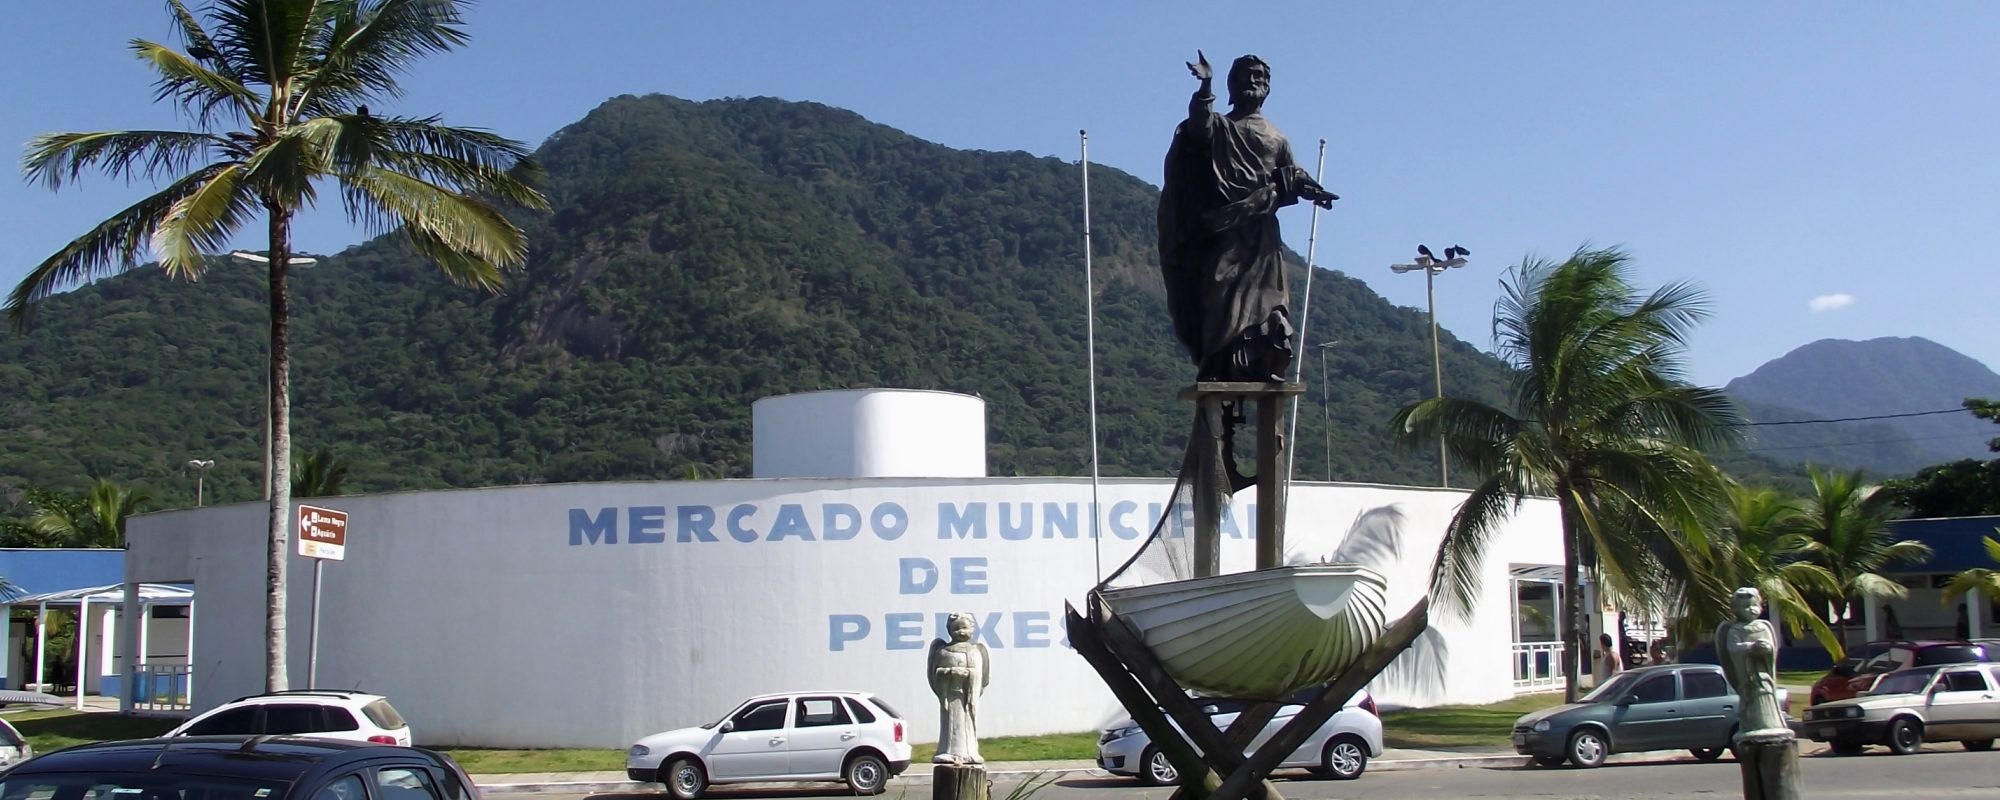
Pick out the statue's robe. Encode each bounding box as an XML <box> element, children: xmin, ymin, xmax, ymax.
<box><xmin>1158</xmin><ymin>87</ymin><xmax>1303</xmax><ymax>382</ymax></box>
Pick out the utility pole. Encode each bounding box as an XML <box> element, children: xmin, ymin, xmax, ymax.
<box><xmin>1391</xmin><ymin>245</ymin><xmax>1473</xmax><ymax>487</ymax></box>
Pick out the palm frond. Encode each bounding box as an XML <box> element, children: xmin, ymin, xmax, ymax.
<box><xmin>1940</xmin><ymin>569</ymin><xmax>2000</xmax><ymax>607</ymax></box>
<box><xmin>345</xmin><ymin>165</ymin><xmax>528</xmax><ymax>274</ymax></box>
<box><xmin>307</xmin><ymin>114</ymin><xmax>547</xmax><ymax>210</ymax></box>
<box><xmin>23</xmin><ymin>130</ymin><xmax>226</xmax><ymax>190</ymax></box>
<box><xmin>1428</xmin><ymin>475</ymin><xmax>1522</xmax><ymax>622</ymax></box>
<box><xmin>150</xmin><ymin>162</ymin><xmax>257</xmax><ymax>278</ymax></box>
<box><xmin>8</xmin><ymin>162</ymin><xmax>235</xmax><ymax>330</ymax></box>
<box><xmin>129</xmin><ymin>38</ymin><xmax>259</xmax><ymax>125</ymax></box>
<box><xmin>1849</xmin><ymin>572</ymin><xmax>1908</xmax><ymax>601</ymax></box>
<box><xmin>210</xmin><ymin>0</ymin><xmax>325</xmax><ymax>91</ymax></box>
<box><xmin>297</xmin><ymin>0</ymin><xmax>472</xmax><ymax>114</ymax></box>
<box><xmin>1389</xmin><ymin>396</ymin><xmax>1527</xmax><ymax>481</ymax></box>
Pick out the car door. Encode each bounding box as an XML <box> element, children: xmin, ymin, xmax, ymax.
<box><xmin>786</xmin><ymin>696</ymin><xmax>858</xmax><ymax>778</ymax></box>
<box><xmin>1922</xmin><ymin>668</ymin><xmax>1996</xmax><ymax>740</ymax></box>
<box><xmin>1677</xmin><ymin>669</ymin><xmax>1738</xmax><ymax>746</ymax></box>
<box><xmin>709</xmin><ymin>697</ymin><xmax>792</xmax><ymax>780</ymax></box>
<box><xmin>1609</xmin><ymin>672</ymin><xmax>1682</xmax><ymax>751</ymax></box>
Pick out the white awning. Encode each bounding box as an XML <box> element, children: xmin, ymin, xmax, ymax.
<box><xmin>5</xmin><ymin>583</ymin><xmax>193</xmax><ymax>607</ymax></box>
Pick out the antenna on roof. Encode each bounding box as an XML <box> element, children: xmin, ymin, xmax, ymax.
<box><xmin>150</xmin><ymin>738</ymin><xmax>180</xmax><ymax>770</ymax></box>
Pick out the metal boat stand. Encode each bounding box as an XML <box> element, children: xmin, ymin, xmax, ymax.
<box><xmin>1064</xmin><ymin>596</ymin><xmax>1432</xmax><ymax>800</ymax></box>
<box><xmin>1064</xmin><ymin>382</ymin><xmax>1433</xmax><ymax>800</ymax></box>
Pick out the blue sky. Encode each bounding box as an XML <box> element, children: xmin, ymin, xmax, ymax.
<box><xmin>3</xmin><ymin>1</ymin><xmax>1995</xmax><ymax>387</ymax></box>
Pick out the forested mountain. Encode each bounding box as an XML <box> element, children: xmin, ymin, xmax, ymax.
<box><xmin>1726</xmin><ymin>337</ymin><xmax>2000</xmax><ymax>476</ymax></box>
<box><xmin>4</xmin><ymin>93</ymin><xmax>1746</xmax><ymax>507</ymax></box>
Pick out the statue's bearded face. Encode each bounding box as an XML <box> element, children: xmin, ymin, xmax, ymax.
<box><xmin>1228</xmin><ymin>58</ymin><xmax>1270</xmax><ymax>107</ymax></box>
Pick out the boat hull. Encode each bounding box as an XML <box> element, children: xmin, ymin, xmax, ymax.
<box><xmin>1096</xmin><ymin>565</ymin><xmax>1390</xmax><ymax>699</ymax></box>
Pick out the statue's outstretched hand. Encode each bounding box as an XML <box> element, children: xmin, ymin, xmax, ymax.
<box><xmin>1187</xmin><ymin>50</ymin><xmax>1211</xmax><ymax>81</ymax></box>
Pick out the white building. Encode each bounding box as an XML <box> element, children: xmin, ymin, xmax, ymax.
<box><xmin>120</xmin><ymin>389</ymin><xmax>1570</xmax><ymax>748</ymax></box>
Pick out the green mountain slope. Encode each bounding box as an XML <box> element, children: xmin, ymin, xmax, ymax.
<box><xmin>1725</xmin><ymin>337</ymin><xmax>2000</xmax><ymax>475</ymax></box>
<box><xmin>0</xmin><ymin>94</ymin><xmax>1568</xmax><ymax>506</ymax></box>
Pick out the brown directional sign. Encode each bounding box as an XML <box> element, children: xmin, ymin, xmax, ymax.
<box><xmin>297</xmin><ymin>504</ymin><xmax>349</xmax><ymax>561</ymax></box>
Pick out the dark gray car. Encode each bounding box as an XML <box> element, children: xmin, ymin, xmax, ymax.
<box><xmin>1511</xmin><ymin>663</ymin><xmax>1789</xmax><ymax>768</ymax></box>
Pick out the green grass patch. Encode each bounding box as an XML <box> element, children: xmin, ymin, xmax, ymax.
<box><xmin>911</xmin><ymin>732</ymin><xmax>1099</xmax><ymax>764</ymax></box>
<box><xmin>5</xmin><ymin>710</ymin><xmax>176</xmax><ymax>753</ymax></box>
<box><xmin>431</xmin><ymin>748</ymin><xmax>627</xmax><ymax>774</ymax></box>
<box><xmin>1378</xmin><ymin>692</ymin><xmax>1566</xmax><ymax>750</ymax></box>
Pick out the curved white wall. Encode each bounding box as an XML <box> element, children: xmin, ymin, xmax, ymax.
<box><xmin>752</xmin><ymin>390</ymin><xmax>986</xmax><ymax>478</ymax></box>
<box><xmin>122</xmin><ymin>478</ymin><xmax>1561</xmax><ymax>748</ymax></box>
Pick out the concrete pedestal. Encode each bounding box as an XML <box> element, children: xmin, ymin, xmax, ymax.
<box><xmin>1735</xmin><ymin>731</ymin><xmax>1802</xmax><ymax>800</ymax></box>
<box><xmin>933</xmin><ymin>764</ymin><xmax>988</xmax><ymax>800</ymax></box>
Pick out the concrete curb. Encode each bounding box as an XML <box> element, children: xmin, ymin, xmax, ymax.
<box><xmin>472</xmin><ymin>755</ymin><xmax>1563</xmax><ymax>795</ymax></box>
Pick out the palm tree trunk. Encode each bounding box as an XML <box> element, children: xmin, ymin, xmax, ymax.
<box><xmin>264</xmin><ymin>204</ymin><xmax>294</xmax><ymax>693</ymax></box>
<box><xmin>1560</xmin><ymin>497</ymin><xmax>1584</xmax><ymax>704</ymax></box>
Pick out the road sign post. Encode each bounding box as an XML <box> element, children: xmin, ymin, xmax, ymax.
<box><xmin>297</xmin><ymin>504</ymin><xmax>349</xmax><ymax>690</ymax></box>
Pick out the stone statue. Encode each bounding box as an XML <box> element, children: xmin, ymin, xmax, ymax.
<box><xmin>1158</xmin><ymin>51</ymin><xmax>1338</xmax><ymax>385</ymax></box>
<box><xmin>928</xmin><ymin>613</ymin><xmax>991</xmax><ymax>764</ymax></box>
<box><xmin>1716</xmin><ymin>587</ymin><xmax>1790</xmax><ymax>739</ymax></box>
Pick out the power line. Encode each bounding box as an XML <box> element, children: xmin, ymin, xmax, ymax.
<box><xmin>1741</xmin><ymin>432</ymin><xmax>1992</xmax><ymax>454</ymax></box>
<box><xmin>1738</xmin><ymin>407</ymin><xmax>1979</xmax><ymax>427</ymax></box>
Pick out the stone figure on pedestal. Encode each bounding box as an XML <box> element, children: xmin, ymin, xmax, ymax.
<box><xmin>928</xmin><ymin>613</ymin><xmax>991</xmax><ymax>765</ymax></box>
<box><xmin>1716</xmin><ymin>587</ymin><xmax>1803</xmax><ymax>800</ymax></box>
<box><xmin>1716</xmin><ymin>587</ymin><xmax>1789</xmax><ymax>739</ymax></box>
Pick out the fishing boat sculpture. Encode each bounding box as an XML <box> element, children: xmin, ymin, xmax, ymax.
<box><xmin>1094</xmin><ymin>564</ymin><xmax>1389</xmax><ymax>699</ymax></box>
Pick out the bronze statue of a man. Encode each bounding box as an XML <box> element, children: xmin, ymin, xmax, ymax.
<box><xmin>1159</xmin><ymin>51</ymin><xmax>1337</xmax><ymax>384</ymax></box>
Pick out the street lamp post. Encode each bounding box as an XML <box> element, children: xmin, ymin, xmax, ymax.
<box><xmin>186</xmin><ymin>459</ymin><xmax>215</xmax><ymax>507</ymax></box>
<box><xmin>1318</xmin><ymin>340</ymin><xmax>1341</xmax><ymax>482</ymax></box>
<box><xmin>230</xmin><ymin>251</ymin><xmax>318</xmax><ymax>501</ymax></box>
<box><xmin>1391</xmin><ymin>245</ymin><xmax>1472</xmax><ymax>487</ymax></box>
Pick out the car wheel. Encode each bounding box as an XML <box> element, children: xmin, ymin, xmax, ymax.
<box><xmin>1567</xmin><ymin>729</ymin><xmax>1608</xmax><ymax>769</ymax></box>
<box><xmin>1532</xmin><ymin>754</ymin><xmax>1565</xmax><ymax>768</ymax></box>
<box><xmin>1829</xmin><ymin>739</ymin><xmax>1864</xmax><ymax>756</ymax></box>
<box><xmin>1962</xmin><ymin>739</ymin><xmax>1994</xmax><ymax>752</ymax></box>
<box><xmin>1139</xmin><ymin>747</ymin><xmax>1180</xmax><ymax>786</ymax></box>
<box><xmin>1690</xmin><ymin>747</ymin><xmax>1725</xmax><ymax>762</ymax></box>
<box><xmin>1885</xmin><ymin>718</ymin><xmax>1923</xmax><ymax>755</ymax></box>
<box><xmin>1321</xmin><ymin>735</ymin><xmax>1368</xmax><ymax>780</ymax></box>
<box><xmin>844</xmin><ymin>752</ymin><xmax>889</xmax><ymax>795</ymax></box>
<box><xmin>664</xmin><ymin>758</ymin><xmax>707</xmax><ymax>800</ymax></box>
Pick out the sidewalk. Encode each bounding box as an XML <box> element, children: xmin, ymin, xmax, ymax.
<box><xmin>471</xmin><ymin>747</ymin><xmax>1564</xmax><ymax>795</ymax></box>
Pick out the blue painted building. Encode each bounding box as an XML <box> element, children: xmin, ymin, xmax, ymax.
<box><xmin>2</xmin><ymin>548</ymin><xmax>125</xmax><ymax>690</ymax></box>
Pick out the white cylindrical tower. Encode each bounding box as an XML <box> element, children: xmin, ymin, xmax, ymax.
<box><xmin>752</xmin><ymin>389</ymin><xmax>987</xmax><ymax>478</ymax></box>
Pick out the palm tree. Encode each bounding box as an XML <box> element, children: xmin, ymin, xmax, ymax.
<box><xmin>1670</xmin><ymin>483</ymin><xmax>1843</xmax><ymax>657</ymax></box>
<box><xmin>27</xmin><ymin>480</ymin><xmax>155</xmax><ymax>548</ymax></box>
<box><xmin>1939</xmin><ymin>532</ymin><xmax>2000</xmax><ymax>617</ymax></box>
<box><xmin>1391</xmin><ymin>246</ymin><xmax>1743</xmax><ymax>701</ymax></box>
<box><xmin>1796</xmin><ymin>466</ymin><xmax>1932</xmax><ymax>646</ymax></box>
<box><xmin>7</xmin><ymin>0</ymin><xmax>548</xmax><ymax>691</ymax></box>
<box><xmin>292</xmin><ymin>447</ymin><xmax>351</xmax><ymax>498</ymax></box>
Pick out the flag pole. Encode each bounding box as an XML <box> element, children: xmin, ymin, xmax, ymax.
<box><xmin>1081</xmin><ymin>130</ymin><xmax>1105</xmax><ymax>583</ymax></box>
<box><xmin>1285</xmin><ymin>139</ymin><xmax>1330</xmax><ymax>490</ymax></box>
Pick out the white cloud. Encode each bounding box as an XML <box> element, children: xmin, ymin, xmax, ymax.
<box><xmin>1809</xmin><ymin>293</ymin><xmax>1855</xmax><ymax>313</ymax></box>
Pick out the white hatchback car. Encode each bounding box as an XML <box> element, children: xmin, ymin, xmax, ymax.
<box><xmin>0</xmin><ymin>716</ymin><xmax>31</xmax><ymax>768</ymax></box>
<box><xmin>163</xmin><ymin>690</ymin><xmax>412</xmax><ymax>745</ymax></box>
<box><xmin>1097</xmin><ymin>689</ymin><xmax>1384</xmax><ymax>785</ymax></box>
<box><xmin>628</xmin><ymin>691</ymin><xmax>912</xmax><ymax>799</ymax></box>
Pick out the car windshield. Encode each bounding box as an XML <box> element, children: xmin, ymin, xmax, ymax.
<box><xmin>0</xmin><ymin>722</ymin><xmax>22</xmax><ymax>747</ymax></box>
<box><xmin>1869</xmin><ymin>668</ymin><xmax>1939</xmax><ymax>696</ymax></box>
<box><xmin>1579</xmin><ymin>672</ymin><xmax>1641</xmax><ymax>703</ymax></box>
<box><xmin>1</xmin><ymin>772</ymin><xmax>290</xmax><ymax>800</ymax></box>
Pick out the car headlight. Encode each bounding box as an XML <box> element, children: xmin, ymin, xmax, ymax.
<box><xmin>628</xmin><ymin>744</ymin><xmax>651</xmax><ymax>758</ymax></box>
<box><xmin>1532</xmin><ymin>720</ymin><xmax>1551</xmax><ymax>732</ymax></box>
<box><xmin>1845</xmin><ymin>706</ymin><xmax>1866</xmax><ymax>719</ymax></box>
<box><xmin>1104</xmin><ymin>725</ymin><xmax>1141</xmax><ymax>742</ymax></box>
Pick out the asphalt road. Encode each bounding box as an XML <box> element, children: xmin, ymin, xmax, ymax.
<box><xmin>499</xmin><ymin>748</ymin><xmax>2000</xmax><ymax>800</ymax></box>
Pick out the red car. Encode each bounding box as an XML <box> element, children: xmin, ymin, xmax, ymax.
<box><xmin>1809</xmin><ymin>640</ymin><xmax>1993</xmax><ymax>705</ymax></box>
